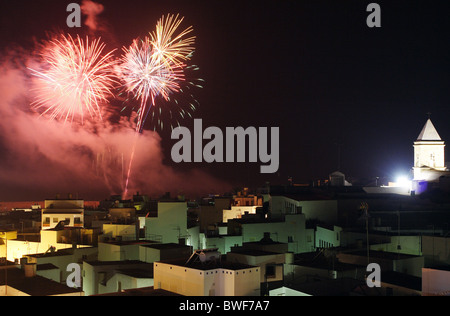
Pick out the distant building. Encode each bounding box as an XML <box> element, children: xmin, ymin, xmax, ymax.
<box><xmin>337</xmin><ymin>250</ymin><xmax>424</xmax><ymax>278</ymax></box>
<box><xmin>145</xmin><ymin>201</ymin><xmax>189</xmax><ymax>244</ymax></box>
<box><xmin>41</xmin><ymin>198</ymin><xmax>84</xmax><ymax>230</ymax></box>
<box><xmin>98</xmin><ymin>240</ymin><xmax>156</xmax><ymax>261</ymax></box>
<box><xmin>413</xmin><ymin>118</ymin><xmax>449</xmax><ymax>182</ymax></box>
<box><xmin>329</xmin><ymin>171</ymin><xmax>352</xmax><ymax>187</ymax></box>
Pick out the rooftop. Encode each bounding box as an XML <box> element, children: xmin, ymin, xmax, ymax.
<box><xmin>84</xmin><ymin>260</ymin><xmax>144</xmax><ymax>267</ymax></box>
<box><xmin>294</xmin><ymin>251</ymin><xmax>362</xmax><ymax>271</ymax></box>
<box><xmin>94</xmin><ymin>287</ymin><xmax>181</xmax><ymax>296</ymax></box>
<box><xmin>100</xmin><ymin>240</ymin><xmax>158</xmax><ymax>246</ymax></box>
<box><xmin>381</xmin><ymin>271</ymin><xmax>422</xmax><ymax>291</ymax></box>
<box><xmin>229</xmin><ymin>249</ymin><xmax>283</xmax><ymax>257</ymax></box>
<box><xmin>417</xmin><ymin>119</ymin><xmax>442</xmax><ymax>141</ymax></box>
<box><xmin>140</xmin><ymin>243</ymin><xmax>192</xmax><ymax>250</ymax></box>
<box><xmin>343</xmin><ymin>250</ymin><xmax>421</xmax><ymax>260</ymax></box>
<box><xmin>0</xmin><ymin>267</ymin><xmax>80</xmax><ymax>296</ymax></box>
<box><xmin>157</xmin><ymin>257</ymin><xmax>257</xmax><ymax>271</ymax></box>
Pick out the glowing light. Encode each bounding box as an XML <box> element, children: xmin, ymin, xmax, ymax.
<box><xmin>395</xmin><ymin>176</ymin><xmax>411</xmax><ymax>188</ymax></box>
<box><xmin>28</xmin><ymin>34</ymin><xmax>117</xmax><ymax>124</ymax></box>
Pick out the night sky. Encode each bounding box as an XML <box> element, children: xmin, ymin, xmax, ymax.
<box><xmin>1</xmin><ymin>0</ymin><xmax>450</xmax><ymax>200</ymax></box>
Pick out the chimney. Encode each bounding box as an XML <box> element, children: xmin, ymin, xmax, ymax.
<box><xmin>23</xmin><ymin>263</ymin><xmax>37</xmax><ymax>278</ymax></box>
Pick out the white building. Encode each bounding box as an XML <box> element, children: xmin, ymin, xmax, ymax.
<box><xmin>270</xmin><ymin>195</ymin><xmax>339</xmax><ymax>225</ymax></box>
<box><xmin>223</xmin><ymin>205</ymin><xmax>259</xmax><ymax>223</ymax></box>
<box><xmin>139</xmin><ymin>243</ymin><xmax>193</xmax><ymax>263</ymax></box>
<box><xmin>315</xmin><ymin>225</ymin><xmax>342</xmax><ymax>249</ymax></box>
<box><xmin>82</xmin><ymin>260</ymin><xmax>153</xmax><ymax>296</ymax></box>
<box><xmin>98</xmin><ymin>240</ymin><xmax>156</xmax><ymax>261</ymax></box>
<box><xmin>145</xmin><ymin>201</ymin><xmax>189</xmax><ymax>244</ymax></box>
<box><xmin>153</xmin><ymin>250</ymin><xmax>260</xmax><ymax>296</ymax></box>
<box><xmin>413</xmin><ymin>118</ymin><xmax>447</xmax><ymax>181</ymax></box>
<box><xmin>41</xmin><ymin>198</ymin><xmax>84</xmax><ymax>230</ymax></box>
<box><xmin>228</xmin><ymin>213</ymin><xmax>311</xmax><ymax>253</ymax></box>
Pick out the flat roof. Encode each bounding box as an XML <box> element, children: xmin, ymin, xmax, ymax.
<box><xmin>0</xmin><ymin>267</ymin><xmax>80</xmax><ymax>296</ymax></box>
<box><xmin>229</xmin><ymin>249</ymin><xmax>282</xmax><ymax>257</ymax></box>
<box><xmin>84</xmin><ymin>260</ymin><xmax>144</xmax><ymax>267</ymax></box>
<box><xmin>343</xmin><ymin>250</ymin><xmax>421</xmax><ymax>260</ymax></box>
<box><xmin>294</xmin><ymin>252</ymin><xmax>362</xmax><ymax>271</ymax></box>
<box><xmin>116</xmin><ymin>268</ymin><xmax>154</xmax><ymax>279</ymax></box>
<box><xmin>94</xmin><ymin>287</ymin><xmax>181</xmax><ymax>296</ymax></box>
<box><xmin>140</xmin><ymin>243</ymin><xmax>192</xmax><ymax>250</ymax></box>
<box><xmin>36</xmin><ymin>263</ymin><xmax>59</xmax><ymax>271</ymax></box>
<box><xmin>381</xmin><ymin>271</ymin><xmax>422</xmax><ymax>291</ymax></box>
<box><xmin>100</xmin><ymin>240</ymin><xmax>158</xmax><ymax>246</ymax></box>
<box><xmin>157</xmin><ymin>258</ymin><xmax>257</xmax><ymax>271</ymax></box>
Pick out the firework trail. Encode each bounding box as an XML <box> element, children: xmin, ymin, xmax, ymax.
<box><xmin>28</xmin><ymin>34</ymin><xmax>117</xmax><ymax>124</ymax></box>
<box><xmin>119</xmin><ymin>14</ymin><xmax>196</xmax><ymax>199</ymax></box>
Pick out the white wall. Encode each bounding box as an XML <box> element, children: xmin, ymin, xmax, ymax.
<box><xmin>315</xmin><ymin>226</ymin><xmax>342</xmax><ymax>248</ymax></box>
<box><xmin>269</xmin><ymin>286</ymin><xmax>311</xmax><ymax>296</ymax></box>
<box><xmin>153</xmin><ymin>261</ymin><xmax>260</xmax><ymax>296</ymax></box>
<box><xmin>5</xmin><ymin>232</ymin><xmax>89</xmax><ymax>263</ymax></box>
<box><xmin>226</xmin><ymin>252</ymin><xmax>285</xmax><ymax>284</ymax></box>
<box><xmin>270</xmin><ymin>196</ymin><xmax>338</xmax><ymax>225</ymax></box>
<box><xmin>102</xmin><ymin>273</ymin><xmax>153</xmax><ymax>295</ymax></box>
<box><xmin>370</xmin><ymin>235</ymin><xmax>422</xmax><ymax>256</ymax></box>
<box><xmin>223</xmin><ymin>206</ymin><xmax>258</xmax><ymax>223</ymax></box>
<box><xmin>241</xmin><ymin>214</ymin><xmax>307</xmax><ymax>253</ymax></box>
<box><xmin>145</xmin><ymin>202</ymin><xmax>187</xmax><ymax>243</ymax></box>
<box><xmin>98</xmin><ymin>242</ymin><xmax>142</xmax><ymax>261</ymax></box>
<box><xmin>102</xmin><ymin>224</ymin><xmax>137</xmax><ymax>241</ymax></box>
<box><xmin>205</xmin><ymin>235</ymin><xmax>243</xmax><ymax>254</ymax></box>
<box><xmin>422</xmin><ymin>268</ymin><xmax>450</xmax><ymax>296</ymax></box>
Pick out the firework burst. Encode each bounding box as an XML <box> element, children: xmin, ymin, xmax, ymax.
<box><xmin>118</xmin><ymin>13</ymin><xmax>198</xmax><ymax>199</ymax></box>
<box><xmin>28</xmin><ymin>34</ymin><xmax>117</xmax><ymax>124</ymax></box>
<box><xmin>147</xmin><ymin>65</ymin><xmax>204</xmax><ymax>131</ymax></box>
<box><xmin>118</xmin><ymin>13</ymin><xmax>196</xmax><ymax>133</ymax></box>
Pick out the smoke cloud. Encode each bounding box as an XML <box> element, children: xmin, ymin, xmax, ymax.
<box><xmin>0</xmin><ymin>53</ymin><xmax>230</xmax><ymax>201</ymax></box>
<box><xmin>81</xmin><ymin>0</ymin><xmax>105</xmax><ymax>32</ymax></box>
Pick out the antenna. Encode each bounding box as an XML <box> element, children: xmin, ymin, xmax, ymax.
<box><xmin>335</xmin><ymin>142</ymin><xmax>343</xmax><ymax>171</ymax></box>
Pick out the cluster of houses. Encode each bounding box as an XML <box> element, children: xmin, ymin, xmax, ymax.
<box><xmin>0</xmin><ymin>185</ymin><xmax>449</xmax><ymax>296</ymax></box>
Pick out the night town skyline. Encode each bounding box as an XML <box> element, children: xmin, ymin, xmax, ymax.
<box><xmin>0</xmin><ymin>0</ymin><xmax>450</xmax><ymax>201</ymax></box>
<box><xmin>1</xmin><ymin>1</ymin><xmax>450</xmax><ymax>299</ymax></box>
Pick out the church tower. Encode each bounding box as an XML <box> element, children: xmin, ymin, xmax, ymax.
<box><xmin>413</xmin><ymin>118</ymin><xmax>446</xmax><ymax>180</ymax></box>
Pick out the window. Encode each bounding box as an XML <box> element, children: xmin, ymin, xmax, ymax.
<box><xmin>53</xmin><ymin>217</ymin><xmax>59</xmax><ymax>223</ymax></box>
<box><xmin>266</xmin><ymin>265</ymin><xmax>276</xmax><ymax>279</ymax></box>
<box><xmin>44</xmin><ymin>217</ymin><xmax>50</xmax><ymax>224</ymax></box>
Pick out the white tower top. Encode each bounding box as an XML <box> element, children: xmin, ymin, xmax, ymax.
<box><xmin>417</xmin><ymin>119</ymin><xmax>442</xmax><ymax>141</ymax></box>
<box><xmin>413</xmin><ymin>118</ymin><xmax>446</xmax><ymax>180</ymax></box>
